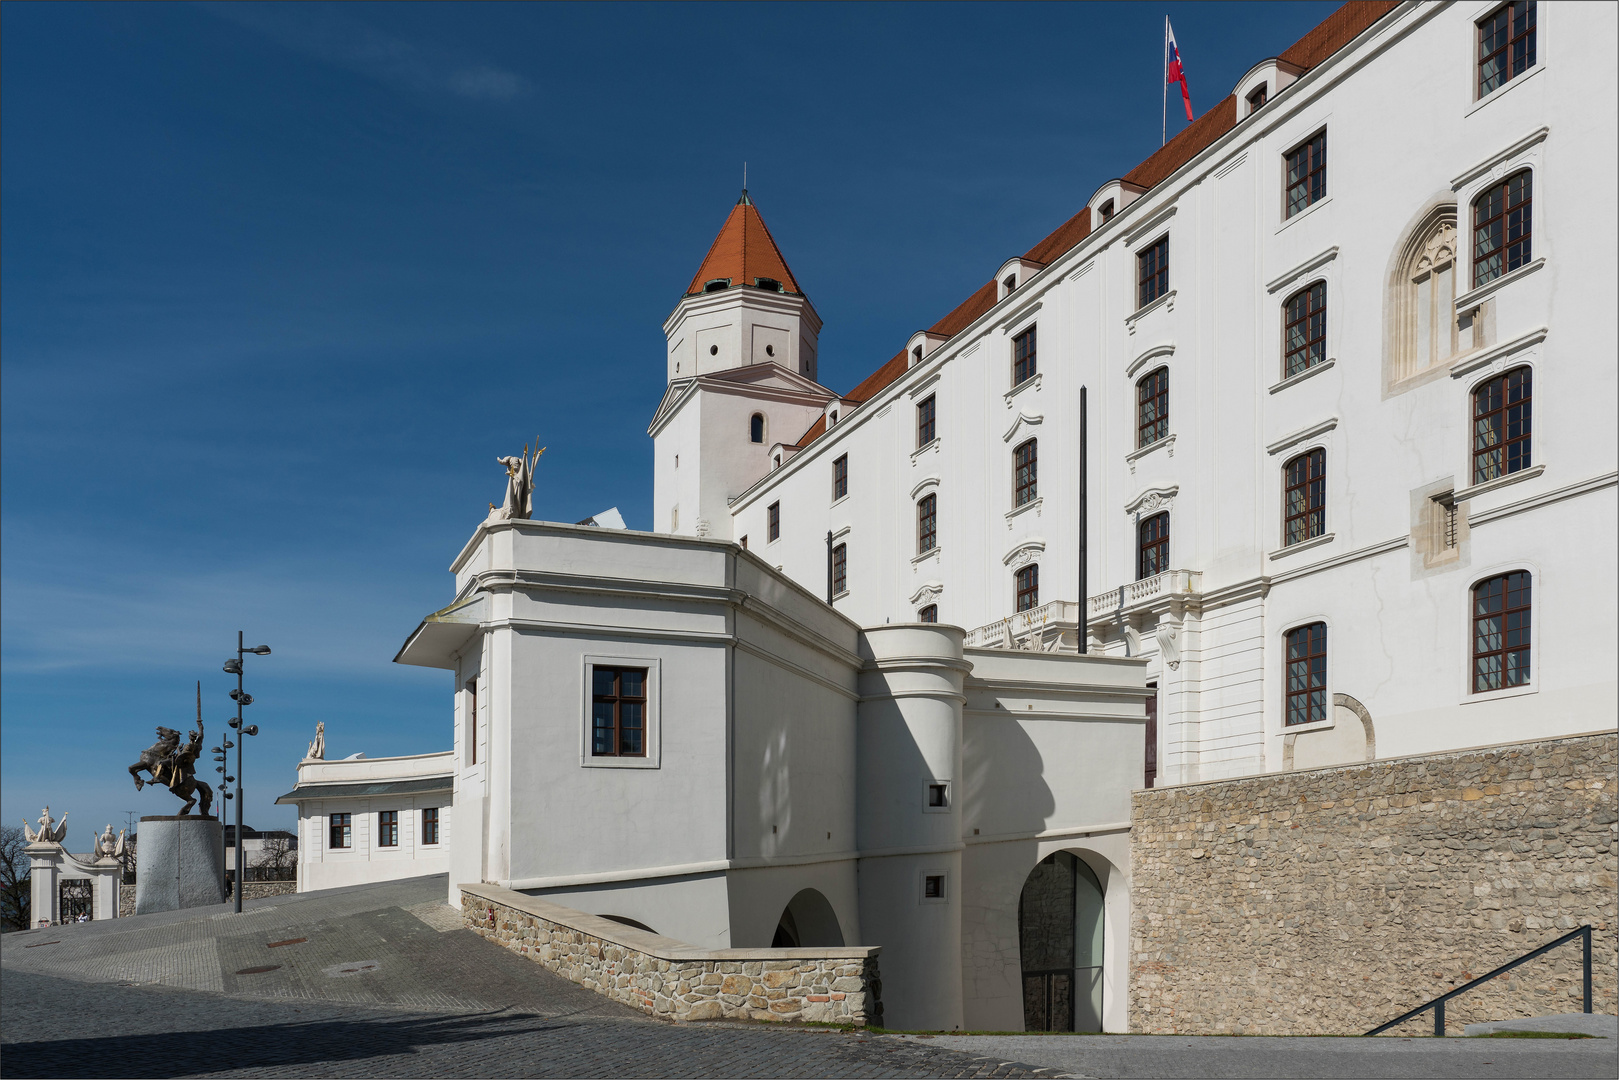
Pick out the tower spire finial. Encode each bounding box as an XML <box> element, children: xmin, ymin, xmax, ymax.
<box><xmin>739</xmin><ymin>161</ymin><xmax>750</xmax><ymax>205</ymax></box>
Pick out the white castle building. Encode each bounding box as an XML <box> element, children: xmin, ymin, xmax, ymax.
<box><xmin>374</xmin><ymin>0</ymin><xmax>1616</xmax><ymax>1034</ymax></box>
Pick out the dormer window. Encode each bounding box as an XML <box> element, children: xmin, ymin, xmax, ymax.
<box><xmin>754</xmin><ymin>277</ymin><xmax>782</xmax><ymax>293</ymax></box>
<box><xmin>1247</xmin><ymin>83</ymin><xmax>1267</xmax><ymax>114</ymax></box>
<box><xmin>830</xmin><ymin>410</ymin><xmax>838</xmax><ymax>425</ymax></box>
<box><xmin>912</xmin><ymin>345</ymin><xmax>923</xmax><ymax>365</ymax></box>
<box><xmin>704</xmin><ymin>278</ymin><xmax>730</xmax><ymax>294</ymax></box>
<box><xmin>1099</xmin><ymin>200</ymin><xmax>1115</xmax><ymax>222</ymax></box>
<box><xmin>1003</xmin><ymin>274</ymin><xmax>1017</xmax><ymax>294</ymax></box>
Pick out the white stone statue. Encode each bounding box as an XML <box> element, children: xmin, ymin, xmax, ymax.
<box><xmin>307</xmin><ymin>720</ymin><xmax>326</xmax><ymax>760</ymax></box>
<box><xmin>488</xmin><ymin>442</ymin><xmax>544</xmax><ymax>521</ymax></box>
<box><xmin>23</xmin><ymin>806</ymin><xmax>68</xmax><ymax>845</ymax></box>
<box><xmin>93</xmin><ymin>824</ymin><xmax>126</xmax><ymax>860</ymax></box>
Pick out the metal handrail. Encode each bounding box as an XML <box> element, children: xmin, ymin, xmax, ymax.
<box><xmin>1365</xmin><ymin>924</ymin><xmax>1593</xmax><ymax>1037</ymax></box>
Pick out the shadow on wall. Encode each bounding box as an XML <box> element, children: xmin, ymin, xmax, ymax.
<box><xmin>773</xmin><ymin>888</ymin><xmax>845</xmax><ymax>948</ymax></box>
<box><xmin>963</xmin><ymin>711</ymin><xmax>1056</xmax><ymax>839</ymax></box>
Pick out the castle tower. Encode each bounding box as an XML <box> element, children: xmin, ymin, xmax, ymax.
<box><xmin>649</xmin><ymin>193</ymin><xmax>833</xmax><ymax>539</ymax></box>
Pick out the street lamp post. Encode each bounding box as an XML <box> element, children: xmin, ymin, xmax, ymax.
<box><xmin>211</xmin><ymin>743</ymin><xmax>234</xmax><ymax>895</ymax></box>
<box><xmin>224</xmin><ymin>631</ymin><xmax>271</xmax><ymax>914</ymax></box>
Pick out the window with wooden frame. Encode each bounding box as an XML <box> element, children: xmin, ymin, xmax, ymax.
<box><xmin>833</xmin><ymin>454</ymin><xmax>848</xmax><ymax>501</ymax></box>
<box><xmin>1013</xmin><ymin>439</ymin><xmax>1038</xmax><ymax>507</ymax></box>
<box><xmin>1013</xmin><ymin>326</ymin><xmax>1037</xmax><ymax>386</ymax></box>
<box><xmin>421</xmin><ymin>807</ymin><xmax>440</xmax><ymax>845</ymax></box>
<box><xmin>1137</xmin><ymin>512</ymin><xmax>1169</xmax><ymax>580</ymax></box>
<box><xmin>1283</xmin><ymin>448</ymin><xmax>1327</xmax><ymax>546</ymax></box>
<box><xmin>328</xmin><ymin>813</ymin><xmax>352</xmax><ymax>850</ymax></box>
<box><xmin>1473</xmin><ymin>571</ymin><xmax>1531</xmax><ymax>693</ymax></box>
<box><xmin>1138</xmin><ymin>237</ymin><xmax>1169</xmax><ymax>308</ymax></box>
<box><xmin>1247</xmin><ymin>83</ymin><xmax>1268</xmax><ymax>114</ymax></box>
<box><xmin>917</xmin><ymin>395</ymin><xmax>937</xmax><ymax>448</ymax></box>
<box><xmin>1473</xmin><ymin>367</ymin><xmax>1532</xmax><ymax>484</ymax></box>
<box><xmin>832</xmin><ymin>543</ymin><xmax>847</xmax><ymax>595</ymax></box>
<box><xmin>1282</xmin><ymin>283</ymin><xmax>1326</xmax><ymax>377</ymax></box>
<box><xmin>1099</xmin><ymin>199</ymin><xmax>1115</xmax><ymax>222</ymax></box>
<box><xmin>1477</xmin><ymin>1</ymin><xmax>1536</xmax><ymax>98</ymax></box>
<box><xmin>591</xmin><ymin>666</ymin><xmax>648</xmax><ymax>757</ymax></box>
<box><xmin>750</xmin><ymin>413</ymin><xmax>765</xmax><ymax>443</ymax></box>
<box><xmin>464</xmin><ymin>679</ymin><xmax>478</xmax><ymax>766</ymax></box>
<box><xmin>1472</xmin><ymin>170</ymin><xmax>1532</xmax><ymax>288</ymax></box>
<box><xmin>918</xmin><ymin>604</ymin><xmax>938</xmax><ymax>623</ymax></box>
<box><xmin>768</xmin><ymin>501</ymin><xmax>781</xmax><ymax>542</ymax></box>
<box><xmin>1015</xmin><ymin>564</ymin><xmax>1039</xmax><ymax>612</ymax></box>
<box><xmin>917</xmin><ymin>493</ymin><xmax>937</xmax><ymax>554</ymax></box>
<box><xmin>1285</xmin><ymin>131</ymin><xmax>1326</xmax><ymax>218</ymax></box>
<box><xmin>377</xmin><ymin>811</ymin><xmax>399</xmax><ymax>848</ymax></box>
<box><xmin>1136</xmin><ymin>369</ymin><xmax>1169</xmax><ymax>447</ymax></box>
<box><xmin>1284</xmin><ymin>622</ymin><xmax>1327</xmax><ymax>725</ymax></box>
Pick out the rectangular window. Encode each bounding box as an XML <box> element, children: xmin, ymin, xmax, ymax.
<box><xmin>917</xmin><ymin>395</ymin><xmax>936</xmax><ymax>448</ymax></box>
<box><xmin>1137</xmin><ymin>512</ymin><xmax>1169</xmax><ymax>580</ymax></box>
<box><xmin>927</xmin><ymin>783</ymin><xmax>949</xmax><ymax>808</ymax></box>
<box><xmin>1013</xmin><ymin>326</ymin><xmax>1037</xmax><ymax>386</ymax></box>
<box><xmin>421</xmin><ymin>807</ymin><xmax>439</xmax><ymax>846</ymax></box>
<box><xmin>768</xmin><ymin>501</ymin><xmax>781</xmax><ymax>542</ymax></box>
<box><xmin>1283</xmin><ymin>283</ymin><xmax>1327</xmax><ymax>377</ymax></box>
<box><xmin>917</xmin><ymin>493</ymin><xmax>937</xmax><ymax>554</ymax></box>
<box><xmin>591</xmin><ymin>666</ymin><xmax>648</xmax><ymax>757</ymax></box>
<box><xmin>1472</xmin><ymin>171</ymin><xmax>1532</xmax><ymax>288</ymax></box>
<box><xmin>1285</xmin><ymin>131</ymin><xmax>1326</xmax><ymax>218</ymax></box>
<box><xmin>918</xmin><ymin>604</ymin><xmax>938</xmax><ymax>623</ymax></box>
<box><xmin>328</xmin><ymin>813</ymin><xmax>352</xmax><ymax>850</ymax></box>
<box><xmin>1138</xmin><ymin>237</ymin><xmax>1169</xmax><ymax>308</ymax></box>
<box><xmin>1478</xmin><ymin>0</ymin><xmax>1536</xmax><ymax>98</ymax></box>
<box><xmin>1285</xmin><ymin>623</ymin><xmax>1327</xmax><ymax>725</ymax></box>
<box><xmin>1136</xmin><ymin>369</ymin><xmax>1169</xmax><ymax>447</ymax></box>
<box><xmin>833</xmin><ymin>454</ymin><xmax>848</xmax><ymax>501</ymax></box>
<box><xmin>924</xmin><ymin>874</ymin><xmax>945</xmax><ymax>900</ymax></box>
<box><xmin>1099</xmin><ymin>199</ymin><xmax>1115</xmax><ymax>222</ymax></box>
<box><xmin>1014</xmin><ymin>439</ymin><xmax>1038</xmax><ymax>506</ymax></box>
<box><xmin>1144</xmin><ymin>682</ymin><xmax>1158</xmax><ymax>789</ymax></box>
<box><xmin>1473</xmin><ymin>571</ymin><xmax>1531</xmax><ymax>692</ymax></box>
<box><xmin>739</xmin><ymin>535</ymin><xmax>748</xmax><ymax>550</ymax></box>
<box><xmin>1283</xmin><ymin>449</ymin><xmax>1327</xmax><ymax>546</ymax></box>
<box><xmin>377</xmin><ymin>811</ymin><xmax>398</xmax><ymax>848</ymax></box>
<box><xmin>1247</xmin><ymin>83</ymin><xmax>1267</xmax><ymax>114</ymax></box>
<box><xmin>464</xmin><ymin>679</ymin><xmax>478</xmax><ymax>766</ymax></box>
<box><xmin>1473</xmin><ymin>367</ymin><xmax>1532</xmax><ymax>483</ymax></box>
<box><xmin>832</xmin><ymin>543</ymin><xmax>847</xmax><ymax>595</ymax></box>
<box><xmin>1015</xmin><ymin>564</ymin><xmax>1039</xmax><ymax>612</ymax></box>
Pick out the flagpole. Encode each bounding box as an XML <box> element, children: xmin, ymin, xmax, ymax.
<box><xmin>1162</xmin><ymin>16</ymin><xmax>1168</xmax><ymax>147</ymax></box>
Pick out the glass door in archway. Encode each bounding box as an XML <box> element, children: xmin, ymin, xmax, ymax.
<box><xmin>1019</xmin><ymin>851</ymin><xmax>1105</xmax><ymax>1032</ymax></box>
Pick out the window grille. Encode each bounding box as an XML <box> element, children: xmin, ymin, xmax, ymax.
<box><xmin>1137</xmin><ymin>512</ymin><xmax>1169</xmax><ymax>580</ymax></box>
<box><xmin>1473</xmin><ymin>571</ymin><xmax>1531</xmax><ymax>692</ymax></box>
<box><xmin>1014</xmin><ymin>440</ymin><xmax>1038</xmax><ymax>506</ymax></box>
<box><xmin>917</xmin><ymin>494</ymin><xmax>937</xmax><ymax>554</ymax></box>
<box><xmin>1015</xmin><ymin>564</ymin><xmax>1039</xmax><ymax>612</ymax></box>
<box><xmin>1285</xmin><ymin>623</ymin><xmax>1327</xmax><ymax>725</ymax></box>
<box><xmin>1285</xmin><ymin>131</ymin><xmax>1327</xmax><ymax>218</ymax></box>
<box><xmin>832</xmin><ymin>543</ymin><xmax>847</xmax><ymax>595</ymax></box>
<box><xmin>1472</xmin><ymin>367</ymin><xmax>1532</xmax><ymax>484</ymax></box>
<box><xmin>1283</xmin><ymin>283</ymin><xmax>1326</xmax><ymax>377</ymax></box>
<box><xmin>1478</xmin><ymin>1</ymin><xmax>1536</xmax><ymax>98</ymax></box>
<box><xmin>1473</xmin><ymin>171</ymin><xmax>1532</xmax><ymax>288</ymax></box>
<box><xmin>1138</xmin><ymin>238</ymin><xmax>1169</xmax><ymax>308</ymax></box>
<box><xmin>1283</xmin><ymin>449</ymin><xmax>1327</xmax><ymax>546</ymax></box>
<box><xmin>1136</xmin><ymin>369</ymin><xmax>1169</xmax><ymax>447</ymax></box>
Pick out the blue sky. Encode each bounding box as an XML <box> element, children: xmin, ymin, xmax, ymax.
<box><xmin>2</xmin><ymin>1</ymin><xmax>1337</xmax><ymax>849</ymax></box>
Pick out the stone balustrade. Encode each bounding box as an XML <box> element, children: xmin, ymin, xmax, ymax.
<box><xmin>460</xmin><ymin>882</ymin><xmax>882</xmax><ymax>1025</ymax></box>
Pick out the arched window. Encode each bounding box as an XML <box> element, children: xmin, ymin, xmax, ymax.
<box><xmin>918</xmin><ymin>604</ymin><xmax>938</xmax><ymax>624</ymax></box>
<box><xmin>1473</xmin><ymin>367</ymin><xmax>1532</xmax><ymax>483</ymax></box>
<box><xmin>1137</xmin><ymin>512</ymin><xmax>1168</xmax><ymax>580</ymax></box>
<box><xmin>750</xmin><ymin>414</ymin><xmax>765</xmax><ymax>444</ymax></box>
<box><xmin>1014</xmin><ymin>439</ymin><xmax>1038</xmax><ymax>506</ymax></box>
<box><xmin>1391</xmin><ymin>210</ymin><xmax>1460</xmax><ymax>381</ymax></box>
<box><xmin>917</xmin><ymin>493</ymin><xmax>937</xmax><ymax>554</ymax></box>
<box><xmin>1472</xmin><ymin>571</ymin><xmax>1530</xmax><ymax>692</ymax></box>
<box><xmin>1284</xmin><ymin>622</ymin><xmax>1327</xmax><ymax>725</ymax></box>
<box><xmin>1137</xmin><ymin>369</ymin><xmax>1168</xmax><ymax>447</ymax></box>
<box><xmin>1015</xmin><ymin>564</ymin><xmax>1039</xmax><ymax>612</ymax></box>
<box><xmin>1282</xmin><ymin>283</ymin><xmax>1326</xmax><ymax>377</ymax></box>
<box><xmin>1473</xmin><ymin>170</ymin><xmax>1532</xmax><ymax>288</ymax></box>
<box><xmin>1283</xmin><ymin>449</ymin><xmax>1327</xmax><ymax>546</ymax></box>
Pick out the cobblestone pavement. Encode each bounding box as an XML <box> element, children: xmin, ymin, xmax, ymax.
<box><xmin>0</xmin><ymin>876</ymin><xmax>1063</xmax><ymax>1079</ymax></box>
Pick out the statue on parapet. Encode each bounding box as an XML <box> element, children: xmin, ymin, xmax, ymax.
<box><xmin>23</xmin><ymin>806</ymin><xmax>68</xmax><ymax>845</ymax></box>
<box><xmin>488</xmin><ymin>441</ymin><xmax>544</xmax><ymax>521</ymax></box>
<box><xmin>93</xmin><ymin>823</ymin><xmax>126</xmax><ymax>860</ymax></box>
<box><xmin>307</xmin><ymin>720</ymin><xmax>326</xmax><ymax>760</ymax></box>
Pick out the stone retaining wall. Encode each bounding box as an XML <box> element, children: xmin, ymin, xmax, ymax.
<box><xmin>117</xmin><ymin>879</ymin><xmax>294</xmax><ymax>917</ymax></box>
<box><xmin>462</xmin><ymin>883</ymin><xmax>881</xmax><ymax>1025</ymax></box>
<box><xmin>1130</xmin><ymin>731</ymin><xmax>1618</xmax><ymax>1035</ymax></box>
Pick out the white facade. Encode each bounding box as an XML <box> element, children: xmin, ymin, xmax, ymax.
<box><xmin>276</xmin><ymin>751</ymin><xmax>453</xmax><ymax>893</ymax></box>
<box><xmin>655</xmin><ymin>1</ymin><xmax>1617</xmax><ymax>785</ymax></box>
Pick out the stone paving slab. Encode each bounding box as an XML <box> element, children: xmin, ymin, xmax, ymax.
<box><xmin>1463</xmin><ymin>1013</ymin><xmax>1619</xmax><ymax>1038</ymax></box>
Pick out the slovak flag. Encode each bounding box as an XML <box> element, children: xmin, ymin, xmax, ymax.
<box><xmin>1167</xmin><ymin>19</ymin><xmax>1193</xmax><ymax>122</ymax></box>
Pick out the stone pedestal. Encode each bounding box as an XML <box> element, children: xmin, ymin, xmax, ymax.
<box><xmin>135</xmin><ymin>815</ymin><xmax>225</xmax><ymax>915</ymax></box>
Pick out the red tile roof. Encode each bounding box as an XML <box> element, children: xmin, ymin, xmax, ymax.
<box><xmin>791</xmin><ymin>1</ymin><xmax>1397</xmax><ymax>450</ymax></box>
<box><xmin>686</xmin><ymin>193</ymin><xmax>803</xmax><ymax>297</ymax></box>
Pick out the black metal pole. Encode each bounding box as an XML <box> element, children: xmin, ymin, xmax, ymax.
<box><xmin>826</xmin><ymin>530</ymin><xmax>833</xmax><ymax>604</ymax></box>
<box><xmin>1584</xmin><ymin>925</ymin><xmax>1592</xmax><ymax>1013</ymax></box>
<box><xmin>1078</xmin><ymin>385</ymin><xmax>1088</xmax><ymax>654</ymax></box>
<box><xmin>234</xmin><ymin>630</ymin><xmax>244</xmax><ymax>914</ymax></box>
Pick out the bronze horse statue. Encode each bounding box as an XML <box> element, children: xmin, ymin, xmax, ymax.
<box><xmin>129</xmin><ymin>721</ymin><xmax>214</xmax><ymax>817</ymax></box>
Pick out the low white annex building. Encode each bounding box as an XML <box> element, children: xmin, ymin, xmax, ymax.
<box><xmin>389</xmin><ymin>1</ymin><xmax>1616</xmax><ymax>1034</ymax></box>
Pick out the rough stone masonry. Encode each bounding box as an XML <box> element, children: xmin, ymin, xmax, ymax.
<box><xmin>461</xmin><ymin>882</ymin><xmax>881</xmax><ymax>1025</ymax></box>
<box><xmin>1129</xmin><ymin>731</ymin><xmax>1618</xmax><ymax>1034</ymax></box>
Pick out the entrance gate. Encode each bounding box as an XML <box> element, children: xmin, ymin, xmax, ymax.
<box><xmin>1018</xmin><ymin>851</ymin><xmax>1105</xmax><ymax>1031</ymax></box>
<box><xmin>60</xmin><ymin>879</ymin><xmax>94</xmax><ymax>923</ymax></box>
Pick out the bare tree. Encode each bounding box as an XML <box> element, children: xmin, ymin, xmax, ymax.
<box><xmin>252</xmin><ymin>834</ymin><xmax>297</xmax><ymax>881</ymax></box>
<box><xmin>0</xmin><ymin>826</ymin><xmax>31</xmax><ymax>932</ymax></box>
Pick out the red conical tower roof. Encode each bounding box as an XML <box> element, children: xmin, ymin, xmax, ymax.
<box><xmin>685</xmin><ymin>191</ymin><xmax>804</xmax><ymax>297</ymax></box>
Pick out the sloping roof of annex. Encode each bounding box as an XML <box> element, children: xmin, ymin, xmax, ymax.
<box><xmin>723</xmin><ymin>0</ymin><xmax>1400</xmax><ymax>513</ymax></box>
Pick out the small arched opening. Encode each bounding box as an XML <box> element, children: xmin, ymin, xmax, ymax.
<box><xmin>750</xmin><ymin>413</ymin><xmax>766</xmax><ymax>444</ymax></box>
<box><xmin>1018</xmin><ymin>851</ymin><xmax>1104</xmax><ymax>1032</ymax></box>
<box><xmin>772</xmin><ymin>888</ymin><xmax>844</xmax><ymax>948</ymax></box>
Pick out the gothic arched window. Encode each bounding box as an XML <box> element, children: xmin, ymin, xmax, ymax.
<box><xmin>1392</xmin><ymin>210</ymin><xmax>1460</xmax><ymax>381</ymax></box>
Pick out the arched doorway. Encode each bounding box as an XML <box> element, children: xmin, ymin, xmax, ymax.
<box><xmin>772</xmin><ymin>888</ymin><xmax>844</xmax><ymax>948</ymax></box>
<box><xmin>1018</xmin><ymin>851</ymin><xmax>1104</xmax><ymax>1031</ymax></box>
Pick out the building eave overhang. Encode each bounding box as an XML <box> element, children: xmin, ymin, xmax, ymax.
<box><xmin>393</xmin><ymin>593</ymin><xmax>487</xmax><ymax>670</ymax></box>
<box><xmin>276</xmin><ymin>775</ymin><xmax>455</xmax><ymax>804</ymax></box>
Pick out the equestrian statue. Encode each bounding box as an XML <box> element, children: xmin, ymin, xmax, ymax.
<box><xmin>127</xmin><ymin>682</ymin><xmax>214</xmax><ymax>816</ymax></box>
